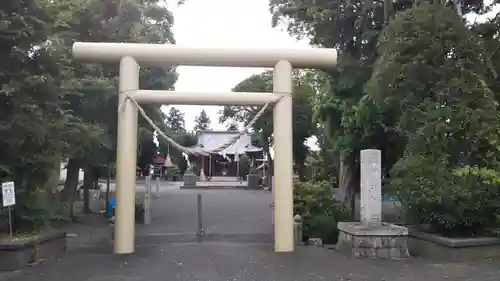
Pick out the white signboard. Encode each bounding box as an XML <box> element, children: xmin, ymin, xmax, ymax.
<box><xmin>2</xmin><ymin>181</ymin><xmax>16</xmax><ymax>207</ymax></box>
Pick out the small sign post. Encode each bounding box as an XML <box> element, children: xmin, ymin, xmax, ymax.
<box><xmin>2</xmin><ymin>181</ymin><xmax>16</xmax><ymax>237</ymax></box>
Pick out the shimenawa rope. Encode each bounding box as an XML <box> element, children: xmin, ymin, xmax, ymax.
<box><xmin>117</xmin><ymin>90</ymin><xmax>284</xmax><ymax>156</ymax></box>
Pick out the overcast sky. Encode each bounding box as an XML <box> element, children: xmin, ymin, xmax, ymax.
<box><xmin>164</xmin><ymin>0</ymin><xmax>309</xmax><ymax>131</ymax></box>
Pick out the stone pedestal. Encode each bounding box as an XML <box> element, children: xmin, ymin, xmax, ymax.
<box><xmin>247</xmin><ymin>174</ymin><xmax>261</xmax><ymax>189</ymax></box>
<box><xmin>182</xmin><ymin>173</ymin><xmax>197</xmax><ymax>188</ymax></box>
<box><xmin>337</xmin><ymin>222</ymin><xmax>409</xmax><ymax>259</ymax></box>
<box><xmin>336</xmin><ymin>149</ymin><xmax>409</xmax><ymax>259</ymax></box>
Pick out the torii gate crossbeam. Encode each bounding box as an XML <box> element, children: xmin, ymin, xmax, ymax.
<box><xmin>72</xmin><ymin>42</ymin><xmax>337</xmax><ymax>254</ymax></box>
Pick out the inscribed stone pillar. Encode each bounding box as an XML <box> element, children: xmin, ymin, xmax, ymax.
<box><xmin>360</xmin><ymin>149</ymin><xmax>382</xmax><ymax>226</ymax></box>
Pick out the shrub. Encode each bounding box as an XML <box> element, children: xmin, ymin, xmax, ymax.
<box><xmin>390</xmin><ymin>155</ymin><xmax>500</xmax><ymax>237</ymax></box>
<box><xmin>294</xmin><ymin>181</ymin><xmax>349</xmax><ymax>243</ymax></box>
<box><xmin>307</xmin><ymin>214</ymin><xmax>339</xmax><ymax>244</ymax></box>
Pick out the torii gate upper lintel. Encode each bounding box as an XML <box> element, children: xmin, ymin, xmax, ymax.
<box><xmin>72</xmin><ymin>42</ymin><xmax>337</xmax><ymax>255</ymax></box>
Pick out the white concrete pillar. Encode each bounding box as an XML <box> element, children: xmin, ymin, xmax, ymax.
<box><xmin>114</xmin><ymin>56</ymin><xmax>139</xmax><ymax>254</ymax></box>
<box><xmin>360</xmin><ymin>149</ymin><xmax>382</xmax><ymax>226</ymax></box>
<box><xmin>272</xmin><ymin>60</ymin><xmax>294</xmax><ymax>252</ymax></box>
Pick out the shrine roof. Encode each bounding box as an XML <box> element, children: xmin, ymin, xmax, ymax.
<box><xmin>188</xmin><ymin>130</ymin><xmax>262</xmax><ymax>155</ymax></box>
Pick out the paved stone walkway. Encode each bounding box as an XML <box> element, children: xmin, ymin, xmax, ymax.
<box><xmin>1</xmin><ymin>182</ymin><xmax>500</xmax><ymax>280</ymax></box>
<box><xmin>137</xmin><ymin>186</ymin><xmax>273</xmax><ymax>238</ymax></box>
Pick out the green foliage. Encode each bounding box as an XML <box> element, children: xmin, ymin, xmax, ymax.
<box><xmin>269</xmin><ymin>0</ymin><xmax>407</xmax><ymax>198</ymax></box>
<box><xmin>374</xmin><ymin>4</ymin><xmax>500</xmax><ymax>237</ymax></box>
<box><xmin>271</xmin><ymin>0</ymin><xmax>500</xmax><ymax>235</ymax></box>
<box><xmin>368</xmin><ymin>4</ymin><xmax>497</xmax><ymax>164</ymax></box>
<box><xmin>0</xmin><ymin>0</ymin><xmax>180</xmax><ymax>232</ymax></box>
<box><xmin>293</xmin><ymin>181</ymin><xmax>349</xmax><ymax>242</ymax></box>
<box><xmin>391</xmin><ymin>155</ymin><xmax>500</xmax><ymax>236</ymax></box>
<box><xmin>307</xmin><ymin>215</ymin><xmax>339</xmax><ymax>244</ymax></box>
<box><xmin>221</xmin><ymin>70</ymin><xmax>316</xmax><ymax>179</ymax></box>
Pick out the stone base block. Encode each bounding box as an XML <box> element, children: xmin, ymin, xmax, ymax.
<box><xmin>336</xmin><ymin>221</ymin><xmax>409</xmax><ymax>259</ymax></box>
<box><xmin>246</xmin><ymin>174</ymin><xmax>261</xmax><ymax>189</ymax></box>
<box><xmin>181</xmin><ymin>174</ymin><xmax>197</xmax><ymax>188</ymax></box>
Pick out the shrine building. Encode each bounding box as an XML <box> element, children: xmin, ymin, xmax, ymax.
<box><xmin>187</xmin><ymin>131</ymin><xmax>264</xmax><ymax>177</ymax></box>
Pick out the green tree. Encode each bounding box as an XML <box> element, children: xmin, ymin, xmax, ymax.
<box><xmin>194</xmin><ymin>109</ymin><xmax>211</xmax><ymax>131</ymax></box>
<box><xmin>0</xmin><ymin>0</ymin><xmax>70</xmax><ymax>231</ymax></box>
<box><xmin>268</xmin><ymin>0</ymin><xmax>490</xmax><ymax>211</ymax></box>
<box><xmin>368</xmin><ymin>2</ymin><xmax>497</xmax><ymax>166</ymax></box>
<box><xmin>165</xmin><ymin>107</ymin><xmax>186</xmax><ymax>133</ymax></box>
<box><xmin>5</xmin><ymin>0</ymin><xmax>181</xmax><ymax>217</ymax></box>
<box><xmin>270</xmin><ymin>0</ymin><xmax>396</xmax><ymax>207</ymax></box>
<box><xmin>159</xmin><ymin>108</ymin><xmax>196</xmax><ymax>174</ymax></box>
<box><xmin>55</xmin><ymin>0</ymin><xmax>179</xmax><ymax>214</ymax></box>
<box><xmin>220</xmin><ymin>70</ymin><xmax>315</xmax><ymax>180</ymax></box>
<box><xmin>369</xmin><ymin>6</ymin><xmax>499</xmax><ymax>232</ymax></box>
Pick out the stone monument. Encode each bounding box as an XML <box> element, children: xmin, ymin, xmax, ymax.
<box><xmin>336</xmin><ymin>149</ymin><xmax>409</xmax><ymax>259</ymax></box>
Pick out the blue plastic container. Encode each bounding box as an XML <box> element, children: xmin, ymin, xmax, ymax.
<box><xmin>107</xmin><ymin>195</ymin><xmax>116</xmax><ymax>217</ymax></box>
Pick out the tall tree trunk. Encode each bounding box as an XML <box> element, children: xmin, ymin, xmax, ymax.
<box><xmin>62</xmin><ymin>159</ymin><xmax>80</xmax><ymax>201</ymax></box>
<box><xmin>338</xmin><ymin>154</ymin><xmax>358</xmax><ymax>219</ymax></box>
<box><xmin>61</xmin><ymin>158</ymin><xmax>80</xmax><ymax>219</ymax></box>
<box><xmin>82</xmin><ymin>165</ymin><xmax>94</xmax><ymax>214</ymax></box>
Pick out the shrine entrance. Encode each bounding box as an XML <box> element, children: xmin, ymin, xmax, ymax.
<box><xmin>72</xmin><ymin>42</ymin><xmax>337</xmax><ymax>254</ymax></box>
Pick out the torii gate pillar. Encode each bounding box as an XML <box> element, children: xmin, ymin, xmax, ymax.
<box><xmin>114</xmin><ymin>57</ymin><xmax>139</xmax><ymax>254</ymax></box>
<box><xmin>273</xmin><ymin>60</ymin><xmax>294</xmax><ymax>251</ymax></box>
<box><xmin>72</xmin><ymin>42</ymin><xmax>337</xmax><ymax>254</ymax></box>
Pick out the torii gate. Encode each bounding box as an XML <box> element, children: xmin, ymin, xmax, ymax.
<box><xmin>72</xmin><ymin>42</ymin><xmax>337</xmax><ymax>254</ymax></box>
